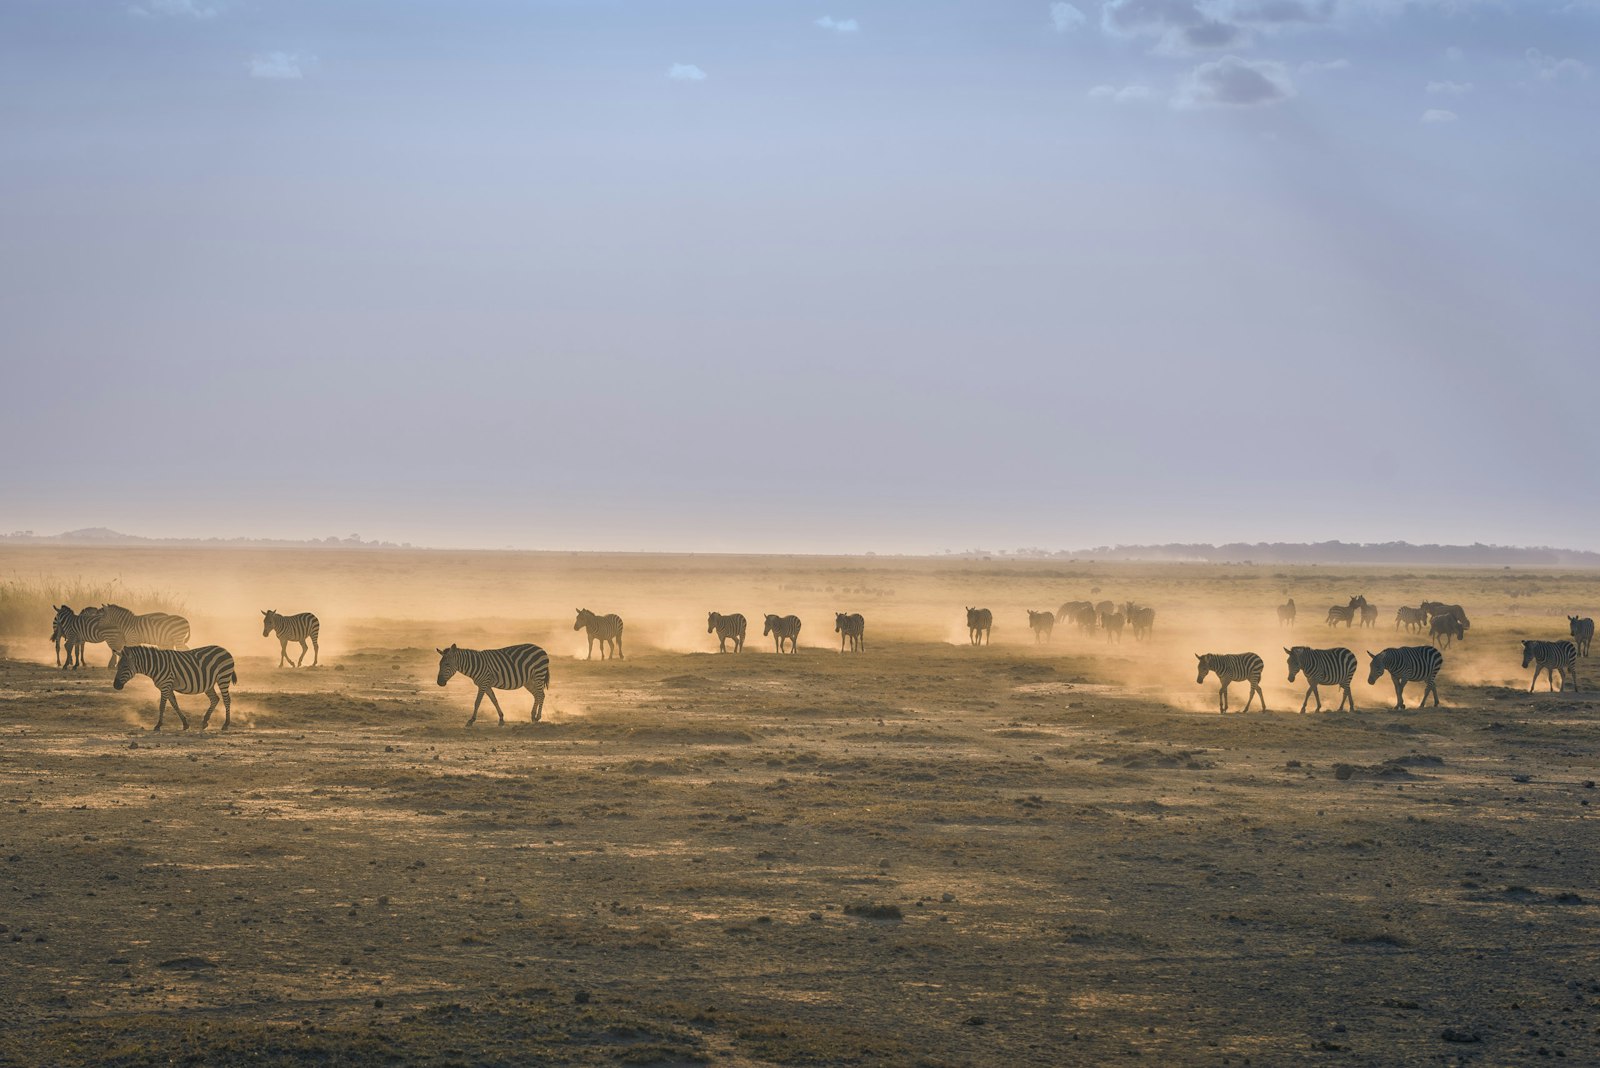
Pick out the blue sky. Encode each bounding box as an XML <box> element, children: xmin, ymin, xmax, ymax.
<box><xmin>2</xmin><ymin>1</ymin><xmax>1596</xmax><ymax>552</ymax></box>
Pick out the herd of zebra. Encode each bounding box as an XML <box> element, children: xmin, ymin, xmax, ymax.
<box><xmin>1277</xmin><ymin>596</ymin><xmax>1482</xmax><ymax>649</ymax></box>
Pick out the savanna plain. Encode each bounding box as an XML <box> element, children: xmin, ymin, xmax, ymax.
<box><xmin>0</xmin><ymin>546</ymin><xmax>1597</xmax><ymax>1067</ymax></box>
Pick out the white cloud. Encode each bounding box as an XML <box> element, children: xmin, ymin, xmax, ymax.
<box><xmin>1088</xmin><ymin>83</ymin><xmax>1158</xmax><ymax>101</ymax></box>
<box><xmin>1421</xmin><ymin>108</ymin><xmax>1458</xmax><ymax>123</ymax></box>
<box><xmin>1426</xmin><ymin>79</ymin><xmax>1471</xmax><ymax>95</ymax></box>
<box><xmin>815</xmin><ymin>15</ymin><xmax>859</xmax><ymax>33</ymax></box>
<box><xmin>1526</xmin><ymin>48</ymin><xmax>1591</xmax><ymax>83</ymax></box>
<box><xmin>249</xmin><ymin>51</ymin><xmax>309</xmax><ymax>80</ymax></box>
<box><xmin>1176</xmin><ymin>55</ymin><xmax>1295</xmax><ymax>107</ymax></box>
<box><xmin>1102</xmin><ymin>0</ymin><xmax>1248</xmax><ymax>54</ymax></box>
<box><xmin>129</xmin><ymin>0</ymin><xmax>217</xmax><ymax>17</ymax></box>
<box><xmin>1050</xmin><ymin>3</ymin><xmax>1086</xmax><ymax>31</ymax></box>
<box><xmin>668</xmin><ymin>63</ymin><xmax>708</xmax><ymax>82</ymax></box>
<box><xmin>1299</xmin><ymin>58</ymin><xmax>1350</xmax><ymax>73</ymax></box>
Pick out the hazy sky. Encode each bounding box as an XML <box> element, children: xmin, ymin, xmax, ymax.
<box><xmin>3</xmin><ymin>1</ymin><xmax>1596</xmax><ymax>553</ymax></box>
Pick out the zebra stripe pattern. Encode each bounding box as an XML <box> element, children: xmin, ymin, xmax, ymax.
<box><xmin>707</xmin><ymin>611</ymin><xmax>746</xmax><ymax>653</ymax></box>
<box><xmin>51</xmin><ymin>606</ymin><xmax>108</xmax><ymax>670</ymax></box>
<box><xmin>262</xmin><ymin>609</ymin><xmax>321</xmax><ymax>667</ymax></box>
<box><xmin>835</xmin><ymin>612</ymin><xmax>865</xmax><ymax>653</ymax></box>
<box><xmin>1026</xmin><ymin>610</ymin><xmax>1054</xmax><ymax>642</ymax></box>
<box><xmin>1395</xmin><ymin>606</ymin><xmax>1427</xmax><ymax>633</ymax></box>
<box><xmin>965</xmin><ymin>607</ymin><xmax>992</xmax><ymax>646</ymax></box>
<box><xmin>1568</xmin><ymin>616</ymin><xmax>1593</xmax><ymax>657</ymax></box>
<box><xmin>1365</xmin><ymin>646</ymin><xmax>1443</xmax><ymax>709</ymax></box>
<box><xmin>764</xmin><ymin>614</ymin><xmax>802</xmax><ymax>654</ymax></box>
<box><xmin>98</xmin><ymin>604</ymin><xmax>191</xmax><ymax>667</ymax></box>
<box><xmin>1325</xmin><ymin>605</ymin><xmax>1355</xmax><ymax>628</ymax></box>
<box><xmin>436</xmin><ymin>643</ymin><xmax>551</xmax><ymax>726</ymax></box>
<box><xmin>1522</xmin><ymin>640</ymin><xmax>1581</xmax><ymax>693</ymax></box>
<box><xmin>1284</xmin><ymin>646</ymin><xmax>1358</xmax><ymax>713</ymax></box>
<box><xmin>1127</xmin><ymin>606</ymin><xmax>1155</xmax><ymax>641</ymax></box>
<box><xmin>1196</xmin><ymin>652</ymin><xmax>1266</xmax><ymax>713</ymax></box>
<box><xmin>113</xmin><ymin>645</ymin><xmax>237</xmax><ymax>731</ymax></box>
<box><xmin>1277</xmin><ymin>598</ymin><xmax>1296</xmax><ymax>627</ymax></box>
<box><xmin>573</xmin><ymin>609</ymin><xmax>624</xmax><ymax>660</ymax></box>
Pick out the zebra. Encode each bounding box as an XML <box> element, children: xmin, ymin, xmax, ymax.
<box><xmin>1429</xmin><ymin>612</ymin><xmax>1464</xmax><ymax>649</ymax></box>
<box><xmin>51</xmin><ymin>605</ymin><xmax>109</xmax><ymax>671</ymax></box>
<box><xmin>1568</xmin><ymin>616</ymin><xmax>1593</xmax><ymax>657</ymax></box>
<box><xmin>1026</xmin><ymin>610</ymin><xmax>1054</xmax><ymax>643</ymax></box>
<box><xmin>98</xmin><ymin>605</ymin><xmax>191</xmax><ymax>667</ymax></box>
<box><xmin>1055</xmin><ymin>600</ymin><xmax>1093</xmax><ymax>626</ymax></box>
<box><xmin>764</xmin><ymin>614</ymin><xmax>801</xmax><ymax>654</ymax></box>
<box><xmin>1325</xmin><ymin>605</ymin><xmax>1355</xmax><ymax>628</ymax></box>
<box><xmin>965</xmin><ymin>607</ymin><xmax>992</xmax><ymax>646</ymax></box>
<box><xmin>262</xmin><ymin>609</ymin><xmax>321</xmax><ymax>667</ymax></box>
<box><xmin>573</xmin><ymin>609</ymin><xmax>624</xmax><ymax>660</ymax></box>
<box><xmin>436</xmin><ymin>643</ymin><xmax>550</xmax><ymax>726</ymax></box>
<box><xmin>1395</xmin><ymin>606</ymin><xmax>1427</xmax><ymax>633</ymax></box>
<box><xmin>1277</xmin><ymin>598</ymin><xmax>1296</xmax><ymax>627</ymax></box>
<box><xmin>1094</xmin><ymin>600</ymin><xmax>1115</xmax><ymax>626</ymax></box>
<box><xmin>835</xmin><ymin>612</ymin><xmax>865</xmax><ymax>652</ymax></box>
<box><xmin>707</xmin><ymin>611</ymin><xmax>746</xmax><ymax>653</ymax></box>
<box><xmin>113</xmin><ymin>645</ymin><xmax>237</xmax><ymax>731</ymax></box>
<box><xmin>1522</xmin><ymin>639</ymin><xmax>1581</xmax><ymax>693</ymax></box>
<box><xmin>1284</xmin><ymin>646</ymin><xmax>1358</xmax><ymax>713</ymax></box>
<box><xmin>1421</xmin><ymin>602</ymin><xmax>1470</xmax><ymax>636</ymax></box>
<box><xmin>1359</xmin><ymin>603</ymin><xmax>1378</xmax><ymax>629</ymax></box>
<box><xmin>1102</xmin><ymin>611</ymin><xmax>1125</xmax><ymax>643</ymax></box>
<box><xmin>1366</xmin><ymin>646</ymin><xmax>1442</xmax><ymax>710</ymax></box>
<box><xmin>1195</xmin><ymin>652</ymin><xmax>1266</xmax><ymax>713</ymax></box>
<box><xmin>1127</xmin><ymin>605</ymin><xmax>1155</xmax><ymax>641</ymax></box>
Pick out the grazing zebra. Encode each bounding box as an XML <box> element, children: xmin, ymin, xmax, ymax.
<box><xmin>1359</xmin><ymin>603</ymin><xmax>1378</xmax><ymax>628</ymax></box>
<box><xmin>1395</xmin><ymin>606</ymin><xmax>1427</xmax><ymax>633</ymax></box>
<box><xmin>1366</xmin><ymin>646</ymin><xmax>1442</xmax><ymax>710</ymax></box>
<box><xmin>1102</xmin><ymin>611</ymin><xmax>1125</xmax><ymax>643</ymax></box>
<box><xmin>764</xmin><ymin>614</ymin><xmax>802</xmax><ymax>654</ymax></box>
<box><xmin>707</xmin><ymin>611</ymin><xmax>746</xmax><ymax>653</ymax></box>
<box><xmin>98</xmin><ymin>605</ymin><xmax>191</xmax><ymax>667</ymax></box>
<box><xmin>1325</xmin><ymin>605</ymin><xmax>1355</xmax><ymax>628</ymax></box>
<box><xmin>965</xmin><ymin>607</ymin><xmax>992</xmax><ymax>646</ymax></box>
<box><xmin>835</xmin><ymin>612</ymin><xmax>865</xmax><ymax>652</ymax></box>
<box><xmin>573</xmin><ymin>609</ymin><xmax>624</xmax><ymax>660</ymax></box>
<box><xmin>1522</xmin><ymin>640</ymin><xmax>1581</xmax><ymax>693</ymax></box>
<box><xmin>1026</xmin><ymin>610</ymin><xmax>1054</xmax><ymax>643</ymax></box>
<box><xmin>1055</xmin><ymin>600</ymin><xmax>1093</xmax><ymax>626</ymax></box>
<box><xmin>51</xmin><ymin>605</ymin><xmax>109</xmax><ymax>671</ymax></box>
<box><xmin>262</xmin><ymin>609</ymin><xmax>320</xmax><ymax>667</ymax></box>
<box><xmin>1277</xmin><ymin>598</ymin><xmax>1296</xmax><ymax>627</ymax></box>
<box><xmin>1195</xmin><ymin>652</ymin><xmax>1266</xmax><ymax>713</ymax></box>
<box><xmin>1568</xmin><ymin>615</ymin><xmax>1594</xmax><ymax>657</ymax></box>
<box><xmin>1429</xmin><ymin>612</ymin><xmax>1464</xmax><ymax>648</ymax></box>
<box><xmin>436</xmin><ymin>643</ymin><xmax>550</xmax><ymax>726</ymax></box>
<box><xmin>113</xmin><ymin>645</ymin><xmax>237</xmax><ymax>731</ymax></box>
<box><xmin>1127</xmin><ymin>605</ymin><xmax>1155</xmax><ymax>641</ymax></box>
<box><xmin>1284</xmin><ymin>646</ymin><xmax>1358</xmax><ymax>713</ymax></box>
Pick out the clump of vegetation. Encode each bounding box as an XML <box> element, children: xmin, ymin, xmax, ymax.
<box><xmin>0</xmin><ymin>576</ymin><xmax>187</xmax><ymax>639</ymax></box>
<box><xmin>843</xmin><ymin>902</ymin><xmax>903</xmax><ymax>921</ymax></box>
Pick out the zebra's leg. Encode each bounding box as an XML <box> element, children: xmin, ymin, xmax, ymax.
<box><xmin>1299</xmin><ymin>686</ymin><xmax>1311</xmax><ymax>714</ymax></box>
<box><xmin>484</xmin><ymin>687</ymin><xmax>507</xmax><ymax>725</ymax></box>
<box><xmin>1219</xmin><ymin>682</ymin><xmax>1229</xmax><ymax>713</ymax></box>
<box><xmin>529</xmin><ymin>684</ymin><xmax>544</xmax><ymax>722</ymax></box>
<box><xmin>1393</xmin><ymin>678</ymin><xmax>1406</xmax><ymax>711</ymax></box>
<box><xmin>219</xmin><ymin>680</ymin><xmax>231</xmax><ymax>728</ymax></box>
<box><xmin>466</xmin><ymin>688</ymin><xmax>486</xmax><ymax>727</ymax></box>
<box><xmin>1340</xmin><ymin>683</ymin><xmax>1354</xmax><ymax>712</ymax></box>
<box><xmin>201</xmin><ymin>686</ymin><xmax>220</xmax><ymax>729</ymax></box>
<box><xmin>1426</xmin><ymin>677</ymin><xmax>1439</xmax><ymax>706</ymax></box>
<box><xmin>295</xmin><ymin>639</ymin><xmax>309</xmax><ymax>667</ymax></box>
<box><xmin>616</xmin><ymin>633</ymin><xmax>624</xmax><ymax>660</ymax></box>
<box><xmin>279</xmin><ymin>638</ymin><xmax>289</xmax><ymax>667</ymax></box>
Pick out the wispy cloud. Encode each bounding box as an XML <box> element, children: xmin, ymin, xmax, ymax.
<box><xmin>668</xmin><ymin>63</ymin><xmax>708</xmax><ymax>82</ymax></box>
<box><xmin>249</xmin><ymin>51</ymin><xmax>310</xmax><ymax>80</ymax></box>
<box><xmin>1299</xmin><ymin>58</ymin><xmax>1350</xmax><ymax>73</ymax></box>
<box><xmin>129</xmin><ymin>0</ymin><xmax>218</xmax><ymax>17</ymax></box>
<box><xmin>1426</xmin><ymin>79</ymin><xmax>1471</xmax><ymax>95</ymax></box>
<box><xmin>1421</xmin><ymin>108</ymin><xmax>1458</xmax><ymax>123</ymax></box>
<box><xmin>1102</xmin><ymin>0</ymin><xmax>1246</xmax><ymax>55</ymax></box>
<box><xmin>1526</xmin><ymin>48</ymin><xmax>1591</xmax><ymax>83</ymax></box>
<box><xmin>1050</xmin><ymin>3</ymin><xmax>1086</xmax><ymax>31</ymax></box>
<box><xmin>1176</xmin><ymin>55</ymin><xmax>1294</xmax><ymax>107</ymax></box>
<box><xmin>815</xmin><ymin>15</ymin><xmax>859</xmax><ymax>33</ymax></box>
<box><xmin>1088</xmin><ymin>83</ymin><xmax>1158</xmax><ymax>102</ymax></box>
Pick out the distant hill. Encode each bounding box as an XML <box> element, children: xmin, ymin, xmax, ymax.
<box><xmin>952</xmin><ymin>541</ymin><xmax>1600</xmax><ymax>568</ymax></box>
<box><xmin>0</xmin><ymin>528</ymin><xmax>412</xmax><ymax>549</ymax></box>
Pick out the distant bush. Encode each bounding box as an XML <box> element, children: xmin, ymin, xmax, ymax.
<box><xmin>0</xmin><ymin>576</ymin><xmax>187</xmax><ymax>640</ymax></box>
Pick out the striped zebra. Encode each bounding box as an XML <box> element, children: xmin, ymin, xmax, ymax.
<box><xmin>1568</xmin><ymin>615</ymin><xmax>1593</xmax><ymax>657</ymax></box>
<box><xmin>1026</xmin><ymin>610</ymin><xmax>1054</xmax><ymax>643</ymax></box>
<box><xmin>573</xmin><ymin>609</ymin><xmax>624</xmax><ymax>660</ymax></box>
<box><xmin>1359</xmin><ymin>603</ymin><xmax>1378</xmax><ymax>628</ymax></box>
<box><xmin>1366</xmin><ymin>646</ymin><xmax>1442</xmax><ymax>709</ymax></box>
<box><xmin>262</xmin><ymin>609</ymin><xmax>321</xmax><ymax>667</ymax></box>
<box><xmin>1195</xmin><ymin>652</ymin><xmax>1266</xmax><ymax>713</ymax></box>
<box><xmin>1325</xmin><ymin>605</ymin><xmax>1355</xmax><ymax>628</ymax></box>
<box><xmin>1429</xmin><ymin>612</ymin><xmax>1464</xmax><ymax>649</ymax></box>
<box><xmin>965</xmin><ymin>607</ymin><xmax>992</xmax><ymax>646</ymax></box>
<box><xmin>1055</xmin><ymin>600</ymin><xmax>1093</xmax><ymax>626</ymax></box>
<box><xmin>436</xmin><ymin>643</ymin><xmax>550</xmax><ymax>726</ymax></box>
<box><xmin>51</xmin><ymin>605</ymin><xmax>110</xmax><ymax>671</ymax></box>
<box><xmin>113</xmin><ymin>644</ymin><xmax>237</xmax><ymax>731</ymax></box>
<box><xmin>1284</xmin><ymin>646</ymin><xmax>1358</xmax><ymax>713</ymax></box>
<box><xmin>707</xmin><ymin>611</ymin><xmax>746</xmax><ymax>653</ymax></box>
<box><xmin>1127</xmin><ymin>605</ymin><xmax>1155</xmax><ymax>641</ymax></box>
<box><xmin>98</xmin><ymin>604</ymin><xmax>190</xmax><ymax>667</ymax></box>
<box><xmin>1094</xmin><ymin>600</ymin><xmax>1115</xmax><ymax>626</ymax></box>
<box><xmin>1522</xmin><ymin>639</ymin><xmax>1581</xmax><ymax>693</ymax></box>
<box><xmin>1395</xmin><ymin>606</ymin><xmax>1427</xmax><ymax>633</ymax></box>
<box><xmin>1277</xmin><ymin>598</ymin><xmax>1296</xmax><ymax>627</ymax></box>
<box><xmin>764</xmin><ymin>614</ymin><xmax>802</xmax><ymax>654</ymax></box>
<box><xmin>1421</xmin><ymin>603</ymin><xmax>1470</xmax><ymax>636</ymax></box>
<box><xmin>1102</xmin><ymin>610</ymin><xmax>1125</xmax><ymax>643</ymax></box>
<box><xmin>836</xmin><ymin>612</ymin><xmax>865</xmax><ymax>652</ymax></box>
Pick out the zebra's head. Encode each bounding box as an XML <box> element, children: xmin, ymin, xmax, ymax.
<box><xmin>1520</xmin><ymin>641</ymin><xmax>1536</xmax><ymax>669</ymax></box>
<box><xmin>112</xmin><ymin>647</ymin><xmax>140</xmax><ymax>690</ymax></box>
<box><xmin>1195</xmin><ymin>653</ymin><xmax>1213</xmax><ymax>684</ymax></box>
<box><xmin>708</xmin><ymin>612</ymin><xmax>717</xmax><ymax>634</ymax></box>
<box><xmin>966</xmin><ymin>607</ymin><xmax>980</xmax><ymax>628</ymax></box>
<box><xmin>573</xmin><ymin>610</ymin><xmax>591</xmax><ymax>631</ymax></box>
<box><xmin>436</xmin><ymin>645</ymin><xmax>460</xmax><ymax>686</ymax></box>
<box><xmin>51</xmin><ymin>605</ymin><xmax>70</xmax><ymax>641</ymax></box>
<box><xmin>835</xmin><ymin>613</ymin><xmax>847</xmax><ymax>633</ymax></box>
<box><xmin>262</xmin><ymin>609</ymin><xmax>278</xmax><ymax>637</ymax></box>
<box><xmin>1365</xmin><ymin>651</ymin><xmax>1385</xmax><ymax>685</ymax></box>
<box><xmin>763</xmin><ymin>614</ymin><xmax>780</xmax><ymax>636</ymax></box>
<box><xmin>1284</xmin><ymin>647</ymin><xmax>1301</xmax><ymax>682</ymax></box>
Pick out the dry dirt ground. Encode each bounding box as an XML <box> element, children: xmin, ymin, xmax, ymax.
<box><xmin>0</xmin><ymin>548</ymin><xmax>1597</xmax><ymax>1066</ymax></box>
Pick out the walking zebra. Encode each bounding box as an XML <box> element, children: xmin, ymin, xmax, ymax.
<box><xmin>1055</xmin><ymin>600</ymin><xmax>1093</xmax><ymax>626</ymax></box>
<box><xmin>98</xmin><ymin>605</ymin><xmax>191</xmax><ymax>667</ymax></box>
<box><xmin>573</xmin><ymin>609</ymin><xmax>624</xmax><ymax>660</ymax></box>
<box><xmin>1284</xmin><ymin>646</ymin><xmax>1358</xmax><ymax>713</ymax></box>
<box><xmin>1102</xmin><ymin>610</ymin><xmax>1125</xmax><ymax>643</ymax></box>
<box><xmin>436</xmin><ymin>643</ymin><xmax>550</xmax><ymax>726</ymax></box>
<box><xmin>262</xmin><ymin>609</ymin><xmax>320</xmax><ymax>667</ymax></box>
<box><xmin>1568</xmin><ymin>615</ymin><xmax>1593</xmax><ymax>657</ymax></box>
<box><xmin>965</xmin><ymin>607</ymin><xmax>992</xmax><ymax>646</ymax></box>
<box><xmin>1094</xmin><ymin>600</ymin><xmax>1115</xmax><ymax>626</ymax></box>
<box><xmin>1325</xmin><ymin>605</ymin><xmax>1355</xmax><ymax>628</ymax></box>
<box><xmin>1522</xmin><ymin>640</ymin><xmax>1581</xmax><ymax>693</ymax></box>
<box><xmin>1359</xmin><ymin>603</ymin><xmax>1378</xmax><ymax>628</ymax></box>
<box><xmin>836</xmin><ymin>612</ymin><xmax>865</xmax><ymax>652</ymax></box>
<box><xmin>113</xmin><ymin>645</ymin><xmax>237</xmax><ymax>731</ymax></box>
<box><xmin>1277</xmin><ymin>598</ymin><xmax>1296</xmax><ymax>627</ymax></box>
<box><xmin>1366</xmin><ymin>646</ymin><xmax>1442</xmax><ymax>710</ymax></box>
<box><xmin>1195</xmin><ymin>652</ymin><xmax>1266</xmax><ymax>713</ymax></box>
<box><xmin>1026</xmin><ymin>610</ymin><xmax>1054</xmax><ymax>643</ymax></box>
<box><xmin>707</xmin><ymin>611</ymin><xmax>746</xmax><ymax>653</ymax></box>
<box><xmin>1395</xmin><ymin>606</ymin><xmax>1427</xmax><ymax>633</ymax></box>
<box><xmin>51</xmin><ymin>605</ymin><xmax>108</xmax><ymax>670</ymax></box>
<box><xmin>764</xmin><ymin>614</ymin><xmax>801</xmax><ymax>654</ymax></box>
<box><xmin>1128</xmin><ymin>605</ymin><xmax>1155</xmax><ymax>641</ymax></box>
<box><xmin>1429</xmin><ymin>612</ymin><xmax>1464</xmax><ymax>649</ymax></box>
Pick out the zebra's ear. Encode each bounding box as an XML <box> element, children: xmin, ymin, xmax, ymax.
<box><xmin>1366</xmin><ymin>651</ymin><xmax>1375</xmax><ymax>659</ymax></box>
<box><xmin>1194</xmin><ymin>654</ymin><xmax>1201</xmax><ymax>660</ymax></box>
<box><xmin>1283</xmin><ymin>647</ymin><xmax>1291</xmax><ymax>655</ymax></box>
<box><xmin>436</xmin><ymin>647</ymin><xmax>445</xmax><ymax>655</ymax></box>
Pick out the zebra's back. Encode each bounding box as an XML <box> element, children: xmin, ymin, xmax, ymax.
<box><xmin>1201</xmin><ymin>652</ymin><xmax>1264</xmax><ymax>683</ymax></box>
<box><xmin>271</xmin><ymin>611</ymin><xmax>320</xmax><ymax>640</ymax></box>
<box><xmin>1374</xmin><ymin>646</ymin><xmax>1443</xmax><ymax>681</ymax></box>
<box><xmin>463</xmin><ymin>645</ymin><xmax>551</xmax><ymax>691</ymax></box>
<box><xmin>1288</xmin><ymin>646</ymin><xmax>1356</xmax><ymax>684</ymax></box>
<box><xmin>123</xmin><ymin>645</ymin><xmax>236</xmax><ymax>693</ymax></box>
